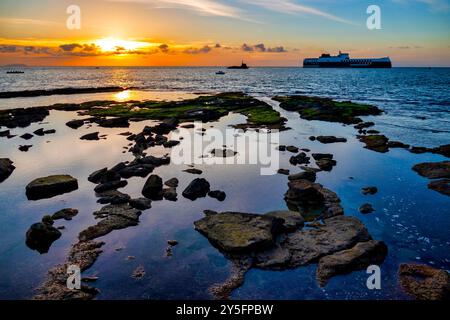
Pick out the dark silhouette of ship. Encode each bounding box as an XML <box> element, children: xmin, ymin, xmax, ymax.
<box><xmin>303</xmin><ymin>51</ymin><xmax>391</xmax><ymax>68</ymax></box>
<box><xmin>228</xmin><ymin>61</ymin><xmax>249</xmax><ymax>69</ymax></box>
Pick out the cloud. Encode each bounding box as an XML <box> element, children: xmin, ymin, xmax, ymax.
<box><xmin>0</xmin><ymin>45</ymin><xmax>17</xmax><ymax>53</ymax></box>
<box><xmin>183</xmin><ymin>45</ymin><xmax>212</xmax><ymax>54</ymax></box>
<box><xmin>108</xmin><ymin>0</ymin><xmax>249</xmax><ymax>20</ymax></box>
<box><xmin>240</xmin><ymin>43</ymin><xmax>287</xmax><ymax>53</ymax></box>
<box><xmin>241</xmin><ymin>0</ymin><xmax>355</xmax><ymax>25</ymax></box>
<box><xmin>59</xmin><ymin>44</ymin><xmax>83</xmax><ymax>52</ymax></box>
<box><xmin>159</xmin><ymin>43</ymin><xmax>170</xmax><ymax>53</ymax></box>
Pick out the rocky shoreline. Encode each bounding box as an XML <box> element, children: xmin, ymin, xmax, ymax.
<box><xmin>1</xmin><ymin>91</ymin><xmax>448</xmax><ymax>300</ymax></box>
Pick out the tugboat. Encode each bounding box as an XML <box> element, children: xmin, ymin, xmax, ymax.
<box><xmin>227</xmin><ymin>61</ymin><xmax>249</xmax><ymax>69</ymax></box>
<box><xmin>303</xmin><ymin>51</ymin><xmax>391</xmax><ymax>68</ymax></box>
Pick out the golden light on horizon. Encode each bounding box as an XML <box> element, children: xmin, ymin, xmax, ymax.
<box><xmin>95</xmin><ymin>37</ymin><xmax>148</xmax><ymax>52</ymax></box>
<box><xmin>114</xmin><ymin>90</ymin><xmax>132</xmax><ymax>101</ymax></box>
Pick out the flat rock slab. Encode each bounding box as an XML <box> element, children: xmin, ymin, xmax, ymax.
<box><xmin>194</xmin><ymin>212</ymin><xmax>283</xmax><ymax>253</ymax></box>
<box><xmin>399</xmin><ymin>263</ymin><xmax>450</xmax><ymax>300</ymax></box>
<box><xmin>265</xmin><ymin>210</ymin><xmax>304</xmax><ymax>232</ymax></box>
<box><xmin>26</xmin><ymin>175</ymin><xmax>78</xmax><ymax>200</ymax></box>
<box><xmin>316</xmin><ymin>240</ymin><xmax>387</xmax><ymax>286</ymax></box>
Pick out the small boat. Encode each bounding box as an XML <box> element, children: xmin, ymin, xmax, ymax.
<box><xmin>6</xmin><ymin>70</ymin><xmax>24</xmax><ymax>74</ymax></box>
<box><xmin>227</xmin><ymin>61</ymin><xmax>249</xmax><ymax>69</ymax></box>
<box><xmin>215</xmin><ymin>71</ymin><xmax>225</xmax><ymax>75</ymax></box>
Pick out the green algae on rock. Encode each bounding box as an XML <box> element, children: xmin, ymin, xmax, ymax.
<box><xmin>273</xmin><ymin>95</ymin><xmax>382</xmax><ymax>124</ymax></box>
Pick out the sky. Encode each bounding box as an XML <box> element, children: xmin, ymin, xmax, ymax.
<box><xmin>0</xmin><ymin>0</ymin><xmax>449</xmax><ymax>66</ymax></box>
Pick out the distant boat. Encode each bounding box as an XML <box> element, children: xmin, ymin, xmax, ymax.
<box><xmin>6</xmin><ymin>70</ymin><xmax>24</xmax><ymax>74</ymax></box>
<box><xmin>227</xmin><ymin>61</ymin><xmax>249</xmax><ymax>69</ymax></box>
<box><xmin>215</xmin><ymin>71</ymin><xmax>225</xmax><ymax>75</ymax></box>
<box><xmin>303</xmin><ymin>51</ymin><xmax>392</xmax><ymax>68</ymax></box>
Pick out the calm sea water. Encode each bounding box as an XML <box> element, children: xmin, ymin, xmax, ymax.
<box><xmin>1</xmin><ymin>67</ymin><xmax>449</xmax><ymax>147</ymax></box>
<box><xmin>0</xmin><ymin>67</ymin><xmax>449</xmax><ymax>300</ymax></box>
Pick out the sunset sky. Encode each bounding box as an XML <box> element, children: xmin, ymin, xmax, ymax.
<box><xmin>0</xmin><ymin>0</ymin><xmax>449</xmax><ymax>66</ymax></box>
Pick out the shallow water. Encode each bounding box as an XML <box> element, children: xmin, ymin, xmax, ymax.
<box><xmin>1</xmin><ymin>67</ymin><xmax>449</xmax><ymax>147</ymax></box>
<box><xmin>0</xmin><ymin>96</ymin><xmax>448</xmax><ymax>300</ymax></box>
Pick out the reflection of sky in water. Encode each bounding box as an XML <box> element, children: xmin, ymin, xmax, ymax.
<box><xmin>0</xmin><ymin>98</ymin><xmax>448</xmax><ymax>300</ymax></box>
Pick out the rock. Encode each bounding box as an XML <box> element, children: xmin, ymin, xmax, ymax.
<box><xmin>428</xmin><ymin>179</ymin><xmax>450</xmax><ymax>196</ymax></box>
<box><xmin>316</xmin><ymin>240</ymin><xmax>387</xmax><ymax>286</ymax></box>
<box><xmin>359</xmin><ymin>203</ymin><xmax>374</xmax><ymax>214</ymax></box>
<box><xmin>80</xmin><ymin>132</ymin><xmax>99</xmax><ymax>140</ymax></box>
<box><xmin>163</xmin><ymin>140</ymin><xmax>180</xmax><ymax>148</ymax></box>
<box><xmin>167</xmin><ymin>240</ymin><xmax>178</xmax><ymax>246</ymax></box>
<box><xmin>286</xmin><ymin>146</ymin><xmax>299</xmax><ymax>153</ymax></box>
<box><xmin>315</xmin><ymin>158</ymin><xmax>337</xmax><ymax>171</ymax></box>
<box><xmin>208</xmin><ymin>190</ymin><xmax>226</xmax><ymax>201</ymax></box>
<box><xmin>180</xmin><ymin>124</ymin><xmax>195</xmax><ymax>129</ymax></box>
<box><xmin>52</xmin><ymin>208</ymin><xmax>79</xmax><ymax>221</ymax></box>
<box><xmin>93</xmin><ymin>180</ymin><xmax>127</xmax><ymax>193</ymax></box>
<box><xmin>34</xmin><ymin>240</ymin><xmax>104</xmax><ymax>300</ymax></box>
<box><xmin>0</xmin><ymin>107</ymin><xmax>49</xmax><ymax>128</ymax></box>
<box><xmin>26</xmin><ymin>221</ymin><xmax>62</xmax><ymax>254</ymax></box>
<box><xmin>183</xmin><ymin>168</ymin><xmax>203</xmax><ymax>175</ymax></box>
<box><xmin>137</xmin><ymin>155</ymin><xmax>170</xmax><ymax>167</ymax></box>
<box><xmin>148</xmin><ymin>118</ymin><xmax>178</xmax><ymax>134</ymax></box>
<box><xmin>277</xmin><ymin>145</ymin><xmax>286</xmax><ymax>151</ymax></box>
<box><xmin>129</xmin><ymin>197</ymin><xmax>152</xmax><ymax>210</ymax></box>
<box><xmin>316</xmin><ymin>136</ymin><xmax>347</xmax><ymax>144</ymax></box>
<box><xmin>20</xmin><ymin>133</ymin><xmax>33</xmax><ymax>140</ymax></box>
<box><xmin>163</xmin><ymin>187</ymin><xmax>178</xmax><ymax>201</ymax></box>
<box><xmin>312</xmin><ymin>153</ymin><xmax>333</xmax><ymax>160</ymax></box>
<box><xmin>132</xmin><ymin>266</ymin><xmax>146</xmax><ymax>279</ymax></box>
<box><xmin>277</xmin><ymin>169</ymin><xmax>290</xmax><ymax>175</ymax></box>
<box><xmin>182</xmin><ymin>178</ymin><xmax>210</xmax><ymax>200</ymax></box>
<box><xmin>164</xmin><ymin>178</ymin><xmax>179</xmax><ymax>188</ymax></box>
<box><xmin>284</xmin><ymin>179</ymin><xmax>324</xmax><ymax>207</ymax></box>
<box><xmin>412</xmin><ymin>161</ymin><xmax>450</xmax><ymax>179</ymax></box>
<box><xmin>79</xmin><ymin>204</ymin><xmax>142</xmax><ymax>241</ymax></box>
<box><xmin>96</xmin><ymin>190</ymin><xmax>130</xmax><ymax>204</ymax></box>
<box><xmin>409</xmin><ymin>146</ymin><xmax>429</xmax><ymax>154</ymax></box>
<box><xmin>142</xmin><ymin>174</ymin><xmax>163</xmax><ymax>200</ymax></box>
<box><xmin>278</xmin><ymin>216</ymin><xmax>371</xmax><ymax>268</ymax></box>
<box><xmin>431</xmin><ymin>144</ymin><xmax>450</xmax><ymax>158</ymax></box>
<box><xmin>26</xmin><ymin>175</ymin><xmax>78</xmax><ymax>200</ymax></box>
<box><xmin>118</xmin><ymin>164</ymin><xmax>154</xmax><ymax>178</ymax></box>
<box><xmin>289</xmin><ymin>152</ymin><xmax>310</xmax><ymax>165</ymax></box>
<box><xmin>288</xmin><ymin>169</ymin><xmax>316</xmax><ymax>182</ymax></box>
<box><xmin>211</xmin><ymin>149</ymin><xmax>238</xmax><ymax>157</ymax></box>
<box><xmin>0</xmin><ymin>129</ymin><xmax>10</xmax><ymax>137</ymax></box>
<box><xmin>362</xmin><ymin>186</ymin><xmax>378</xmax><ymax>195</ymax></box>
<box><xmin>0</xmin><ymin>158</ymin><xmax>15</xmax><ymax>182</ymax></box>
<box><xmin>66</xmin><ymin>119</ymin><xmax>85</xmax><ymax>129</ymax></box>
<box><xmin>387</xmin><ymin>141</ymin><xmax>409</xmax><ymax>148</ymax></box>
<box><xmin>354</xmin><ymin>122</ymin><xmax>375</xmax><ymax>130</ymax></box>
<box><xmin>88</xmin><ymin>167</ymin><xmax>108</xmax><ymax>183</ymax></box>
<box><xmin>265</xmin><ymin>210</ymin><xmax>304</xmax><ymax>232</ymax></box>
<box><xmin>98</xmin><ymin>117</ymin><xmax>129</xmax><ymax>128</ymax></box>
<box><xmin>194</xmin><ymin>212</ymin><xmax>283</xmax><ymax>252</ymax></box>
<box><xmin>33</xmin><ymin>128</ymin><xmax>45</xmax><ymax>136</ymax></box>
<box><xmin>19</xmin><ymin>145</ymin><xmax>32</xmax><ymax>152</ymax></box>
<box><xmin>309</xmin><ymin>136</ymin><xmax>316</xmax><ymax>141</ymax></box>
<box><xmin>398</xmin><ymin>264</ymin><xmax>450</xmax><ymax>300</ymax></box>
<box><xmin>358</xmin><ymin>135</ymin><xmax>389</xmax><ymax>153</ymax></box>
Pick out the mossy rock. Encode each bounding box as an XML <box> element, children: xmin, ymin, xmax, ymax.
<box><xmin>26</xmin><ymin>175</ymin><xmax>78</xmax><ymax>200</ymax></box>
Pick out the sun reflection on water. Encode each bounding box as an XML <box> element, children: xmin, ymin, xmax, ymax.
<box><xmin>114</xmin><ymin>90</ymin><xmax>132</xmax><ymax>101</ymax></box>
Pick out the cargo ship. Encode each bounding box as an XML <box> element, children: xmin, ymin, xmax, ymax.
<box><xmin>228</xmin><ymin>61</ymin><xmax>249</xmax><ymax>69</ymax></box>
<box><xmin>303</xmin><ymin>51</ymin><xmax>391</xmax><ymax>68</ymax></box>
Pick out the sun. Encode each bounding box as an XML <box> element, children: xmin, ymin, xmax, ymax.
<box><xmin>95</xmin><ymin>37</ymin><xmax>147</xmax><ymax>52</ymax></box>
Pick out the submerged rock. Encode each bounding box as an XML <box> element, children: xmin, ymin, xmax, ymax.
<box><xmin>358</xmin><ymin>135</ymin><xmax>389</xmax><ymax>153</ymax></box>
<box><xmin>26</xmin><ymin>175</ymin><xmax>78</xmax><ymax>200</ymax></box>
<box><xmin>142</xmin><ymin>174</ymin><xmax>163</xmax><ymax>200</ymax></box>
<box><xmin>163</xmin><ymin>187</ymin><xmax>178</xmax><ymax>201</ymax></box>
<box><xmin>79</xmin><ymin>204</ymin><xmax>142</xmax><ymax>241</ymax></box>
<box><xmin>398</xmin><ymin>264</ymin><xmax>450</xmax><ymax>300</ymax></box>
<box><xmin>194</xmin><ymin>212</ymin><xmax>283</xmax><ymax>252</ymax></box>
<box><xmin>412</xmin><ymin>161</ymin><xmax>450</xmax><ymax>179</ymax></box>
<box><xmin>316</xmin><ymin>240</ymin><xmax>387</xmax><ymax>286</ymax></box>
<box><xmin>183</xmin><ymin>168</ymin><xmax>203</xmax><ymax>175</ymax></box>
<box><xmin>182</xmin><ymin>178</ymin><xmax>210</xmax><ymax>200</ymax></box>
<box><xmin>26</xmin><ymin>219</ymin><xmax>62</xmax><ymax>254</ymax></box>
<box><xmin>52</xmin><ymin>208</ymin><xmax>79</xmax><ymax>221</ymax></box>
<box><xmin>0</xmin><ymin>158</ymin><xmax>15</xmax><ymax>182</ymax></box>
<box><xmin>362</xmin><ymin>186</ymin><xmax>378</xmax><ymax>195</ymax></box>
<box><xmin>428</xmin><ymin>179</ymin><xmax>450</xmax><ymax>197</ymax></box>
<box><xmin>359</xmin><ymin>203</ymin><xmax>375</xmax><ymax>214</ymax></box>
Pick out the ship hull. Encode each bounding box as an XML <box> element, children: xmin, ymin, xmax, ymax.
<box><xmin>304</xmin><ymin>62</ymin><xmax>392</xmax><ymax>68</ymax></box>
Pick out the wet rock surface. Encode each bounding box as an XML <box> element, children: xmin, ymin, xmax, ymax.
<box><xmin>26</xmin><ymin>175</ymin><xmax>78</xmax><ymax>200</ymax></box>
<box><xmin>358</xmin><ymin>135</ymin><xmax>390</xmax><ymax>153</ymax></box>
<box><xmin>0</xmin><ymin>107</ymin><xmax>49</xmax><ymax>128</ymax></box>
<box><xmin>26</xmin><ymin>218</ymin><xmax>62</xmax><ymax>254</ymax></box>
<box><xmin>412</xmin><ymin>161</ymin><xmax>450</xmax><ymax>179</ymax></box>
<box><xmin>142</xmin><ymin>174</ymin><xmax>163</xmax><ymax>200</ymax></box>
<box><xmin>427</xmin><ymin>179</ymin><xmax>450</xmax><ymax>196</ymax></box>
<box><xmin>0</xmin><ymin>158</ymin><xmax>15</xmax><ymax>183</ymax></box>
<box><xmin>52</xmin><ymin>208</ymin><xmax>79</xmax><ymax>221</ymax></box>
<box><xmin>362</xmin><ymin>186</ymin><xmax>378</xmax><ymax>195</ymax></box>
<box><xmin>66</xmin><ymin>119</ymin><xmax>85</xmax><ymax>129</ymax></box>
<box><xmin>208</xmin><ymin>190</ymin><xmax>226</xmax><ymax>201</ymax></box>
<box><xmin>398</xmin><ymin>264</ymin><xmax>450</xmax><ymax>300</ymax></box>
<box><xmin>359</xmin><ymin>203</ymin><xmax>375</xmax><ymax>214</ymax></box>
<box><xmin>316</xmin><ymin>136</ymin><xmax>347</xmax><ymax>144</ymax></box>
<box><xmin>80</xmin><ymin>132</ymin><xmax>100</xmax><ymax>141</ymax></box>
<box><xmin>316</xmin><ymin>240</ymin><xmax>387</xmax><ymax>286</ymax></box>
<box><xmin>129</xmin><ymin>197</ymin><xmax>152</xmax><ymax>210</ymax></box>
<box><xmin>182</xmin><ymin>178</ymin><xmax>210</xmax><ymax>200</ymax></box>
